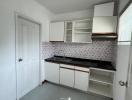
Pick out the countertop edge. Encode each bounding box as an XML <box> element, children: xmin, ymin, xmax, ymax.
<box><xmin>45</xmin><ymin>58</ymin><xmax>116</xmax><ymax>72</ymax></box>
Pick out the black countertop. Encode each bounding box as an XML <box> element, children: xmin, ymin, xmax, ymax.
<box><xmin>45</xmin><ymin>56</ymin><xmax>116</xmax><ymax>71</ymax></box>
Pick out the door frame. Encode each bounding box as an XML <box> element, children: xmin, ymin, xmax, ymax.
<box><xmin>15</xmin><ymin>12</ymin><xmax>42</xmax><ymax>99</ymax></box>
<box><xmin>125</xmin><ymin>32</ymin><xmax>132</xmax><ymax>100</ymax></box>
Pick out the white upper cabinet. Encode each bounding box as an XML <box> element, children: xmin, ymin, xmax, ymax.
<box><xmin>92</xmin><ymin>16</ymin><xmax>117</xmax><ymax>33</ymax></box>
<box><xmin>65</xmin><ymin>18</ymin><xmax>92</xmax><ymax>43</ymax></box>
<box><xmin>49</xmin><ymin>22</ymin><xmax>65</xmax><ymax>41</ymax></box>
<box><xmin>92</xmin><ymin>2</ymin><xmax>117</xmax><ymax>34</ymax></box>
<box><xmin>94</xmin><ymin>2</ymin><xmax>114</xmax><ymax>16</ymax></box>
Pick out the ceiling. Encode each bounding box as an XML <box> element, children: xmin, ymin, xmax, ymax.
<box><xmin>36</xmin><ymin>0</ymin><xmax>113</xmax><ymax>14</ymax></box>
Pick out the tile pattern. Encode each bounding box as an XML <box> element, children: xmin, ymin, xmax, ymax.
<box><xmin>41</xmin><ymin>42</ymin><xmax>54</xmax><ymax>59</ymax></box>
<box><xmin>41</xmin><ymin>41</ymin><xmax>116</xmax><ymax>61</ymax></box>
<box><xmin>111</xmin><ymin>44</ymin><xmax>117</xmax><ymax>66</ymax></box>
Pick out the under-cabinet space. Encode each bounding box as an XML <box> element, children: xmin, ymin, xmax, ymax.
<box><xmin>89</xmin><ymin>81</ymin><xmax>113</xmax><ymax>98</ymax></box>
<box><xmin>89</xmin><ymin>69</ymin><xmax>114</xmax><ymax>85</ymax></box>
<box><xmin>89</xmin><ymin>68</ymin><xmax>114</xmax><ymax>98</ymax></box>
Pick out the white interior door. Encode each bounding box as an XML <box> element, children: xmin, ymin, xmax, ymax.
<box><xmin>114</xmin><ymin>44</ymin><xmax>130</xmax><ymax>100</ymax></box>
<box><xmin>16</xmin><ymin>16</ymin><xmax>40</xmax><ymax>99</ymax></box>
<box><xmin>114</xmin><ymin>3</ymin><xmax>132</xmax><ymax>100</ymax></box>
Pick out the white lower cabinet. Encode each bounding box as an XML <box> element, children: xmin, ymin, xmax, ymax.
<box><xmin>75</xmin><ymin>71</ymin><xmax>89</xmax><ymax>91</ymax></box>
<box><xmin>74</xmin><ymin>67</ymin><xmax>90</xmax><ymax>91</ymax></box>
<box><xmin>44</xmin><ymin>62</ymin><xmax>114</xmax><ymax>98</ymax></box>
<box><xmin>45</xmin><ymin>62</ymin><xmax>59</xmax><ymax>84</ymax></box>
<box><xmin>60</xmin><ymin>67</ymin><xmax>74</xmax><ymax>87</ymax></box>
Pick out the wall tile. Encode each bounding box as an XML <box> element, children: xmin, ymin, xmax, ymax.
<box><xmin>41</xmin><ymin>40</ymin><xmax>116</xmax><ymax>61</ymax></box>
<box><xmin>41</xmin><ymin>42</ymin><xmax>54</xmax><ymax>59</ymax></box>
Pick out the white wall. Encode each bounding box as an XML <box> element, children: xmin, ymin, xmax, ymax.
<box><xmin>52</xmin><ymin>9</ymin><xmax>94</xmax><ymax>21</ymax></box>
<box><xmin>0</xmin><ymin>0</ymin><xmax>53</xmax><ymax>100</ymax></box>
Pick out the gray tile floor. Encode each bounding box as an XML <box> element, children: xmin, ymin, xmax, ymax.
<box><xmin>20</xmin><ymin>82</ymin><xmax>112</xmax><ymax>100</ymax></box>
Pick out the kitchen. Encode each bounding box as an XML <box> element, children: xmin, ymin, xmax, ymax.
<box><xmin>43</xmin><ymin>1</ymin><xmax>116</xmax><ymax>100</ymax></box>
<box><xmin>0</xmin><ymin>0</ymin><xmax>132</xmax><ymax>100</ymax></box>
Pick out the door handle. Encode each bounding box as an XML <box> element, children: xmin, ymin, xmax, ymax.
<box><xmin>119</xmin><ymin>81</ymin><xmax>128</xmax><ymax>87</ymax></box>
<box><xmin>18</xmin><ymin>58</ymin><xmax>23</xmax><ymax>62</ymax></box>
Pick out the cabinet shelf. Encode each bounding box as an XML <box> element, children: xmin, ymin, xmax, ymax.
<box><xmin>89</xmin><ymin>73</ymin><xmax>113</xmax><ymax>85</ymax></box>
<box><xmin>89</xmin><ymin>81</ymin><xmax>113</xmax><ymax>98</ymax></box>
<box><xmin>65</xmin><ymin>18</ymin><xmax>92</xmax><ymax>43</ymax></box>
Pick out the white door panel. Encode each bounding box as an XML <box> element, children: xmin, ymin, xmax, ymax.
<box><xmin>114</xmin><ymin>45</ymin><xmax>130</xmax><ymax>100</ymax></box>
<box><xmin>75</xmin><ymin>71</ymin><xmax>89</xmax><ymax>91</ymax></box>
<box><xmin>50</xmin><ymin>22</ymin><xmax>64</xmax><ymax>41</ymax></box>
<box><xmin>16</xmin><ymin>16</ymin><xmax>40</xmax><ymax>99</ymax></box>
<box><xmin>60</xmin><ymin>68</ymin><xmax>74</xmax><ymax>87</ymax></box>
<box><xmin>45</xmin><ymin>62</ymin><xmax>59</xmax><ymax>84</ymax></box>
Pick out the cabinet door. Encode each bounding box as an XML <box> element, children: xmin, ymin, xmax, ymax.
<box><xmin>45</xmin><ymin>62</ymin><xmax>59</xmax><ymax>84</ymax></box>
<box><xmin>74</xmin><ymin>67</ymin><xmax>89</xmax><ymax>91</ymax></box>
<box><xmin>60</xmin><ymin>68</ymin><xmax>74</xmax><ymax>87</ymax></box>
<box><xmin>94</xmin><ymin>2</ymin><xmax>114</xmax><ymax>16</ymax></box>
<box><xmin>92</xmin><ymin>16</ymin><xmax>117</xmax><ymax>33</ymax></box>
<box><xmin>50</xmin><ymin>22</ymin><xmax>64</xmax><ymax>41</ymax></box>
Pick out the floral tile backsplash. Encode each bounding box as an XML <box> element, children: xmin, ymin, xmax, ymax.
<box><xmin>41</xmin><ymin>40</ymin><xmax>116</xmax><ymax>61</ymax></box>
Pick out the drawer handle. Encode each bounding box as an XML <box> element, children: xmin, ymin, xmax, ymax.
<box><xmin>60</xmin><ymin>67</ymin><xmax>74</xmax><ymax>70</ymax></box>
<box><xmin>75</xmin><ymin>69</ymin><xmax>89</xmax><ymax>73</ymax></box>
